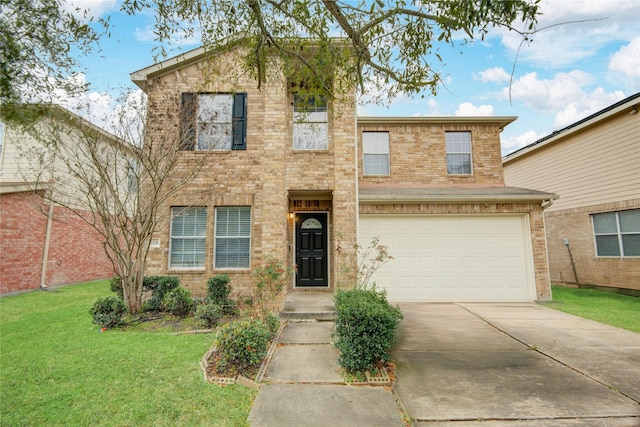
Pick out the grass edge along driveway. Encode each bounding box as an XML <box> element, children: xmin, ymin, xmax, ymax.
<box><xmin>0</xmin><ymin>280</ymin><xmax>255</xmax><ymax>427</ymax></box>
<box><xmin>543</xmin><ymin>285</ymin><xmax>640</xmax><ymax>334</ymax></box>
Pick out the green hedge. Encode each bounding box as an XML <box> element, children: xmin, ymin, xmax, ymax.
<box><xmin>90</xmin><ymin>296</ymin><xmax>127</xmax><ymax>328</ymax></box>
<box><xmin>334</xmin><ymin>289</ymin><xmax>403</xmax><ymax>373</ymax></box>
<box><xmin>142</xmin><ymin>276</ymin><xmax>180</xmax><ymax>311</ymax></box>
<box><xmin>215</xmin><ymin>318</ymin><xmax>274</xmax><ymax>375</ymax></box>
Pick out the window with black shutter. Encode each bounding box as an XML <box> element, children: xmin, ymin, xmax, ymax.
<box><xmin>180</xmin><ymin>92</ymin><xmax>247</xmax><ymax>151</ymax></box>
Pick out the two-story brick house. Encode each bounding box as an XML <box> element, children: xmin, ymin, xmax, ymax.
<box><xmin>132</xmin><ymin>43</ymin><xmax>556</xmax><ymax>303</ymax></box>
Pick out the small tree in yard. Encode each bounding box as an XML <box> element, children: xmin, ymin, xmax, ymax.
<box><xmin>4</xmin><ymin>95</ymin><xmax>215</xmax><ymax>313</ymax></box>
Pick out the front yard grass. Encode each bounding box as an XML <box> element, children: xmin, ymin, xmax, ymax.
<box><xmin>544</xmin><ymin>285</ymin><xmax>640</xmax><ymax>333</ymax></box>
<box><xmin>0</xmin><ymin>280</ymin><xmax>256</xmax><ymax>426</ymax></box>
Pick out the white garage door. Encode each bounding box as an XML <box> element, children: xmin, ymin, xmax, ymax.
<box><xmin>358</xmin><ymin>215</ymin><xmax>535</xmax><ymax>302</ymax></box>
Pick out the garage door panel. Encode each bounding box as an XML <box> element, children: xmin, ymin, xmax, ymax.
<box><xmin>359</xmin><ymin>215</ymin><xmax>535</xmax><ymax>302</ymax></box>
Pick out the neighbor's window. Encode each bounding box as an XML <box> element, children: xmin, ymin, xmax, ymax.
<box><xmin>180</xmin><ymin>93</ymin><xmax>246</xmax><ymax>151</ymax></box>
<box><xmin>592</xmin><ymin>209</ymin><xmax>640</xmax><ymax>257</ymax></box>
<box><xmin>363</xmin><ymin>131</ymin><xmax>390</xmax><ymax>175</ymax></box>
<box><xmin>170</xmin><ymin>207</ymin><xmax>207</xmax><ymax>268</ymax></box>
<box><xmin>293</xmin><ymin>94</ymin><xmax>328</xmax><ymax>150</ymax></box>
<box><xmin>445</xmin><ymin>131</ymin><xmax>472</xmax><ymax>174</ymax></box>
<box><xmin>215</xmin><ymin>207</ymin><xmax>251</xmax><ymax>269</ymax></box>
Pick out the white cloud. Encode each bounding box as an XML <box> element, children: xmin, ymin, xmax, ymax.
<box><xmin>61</xmin><ymin>0</ymin><xmax>118</xmax><ymax>21</ymax></box>
<box><xmin>609</xmin><ymin>37</ymin><xmax>640</xmax><ymax>79</ymax></box>
<box><xmin>492</xmin><ymin>0</ymin><xmax>640</xmax><ymax>69</ymax></box>
<box><xmin>501</xmin><ymin>130</ymin><xmax>545</xmax><ymax>155</ymax></box>
<box><xmin>475</xmin><ymin>67</ymin><xmax>511</xmax><ymax>84</ymax></box>
<box><xmin>455</xmin><ymin>102</ymin><xmax>494</xmax><ymax>116</ymax></box>
<box><xmin>502</xmin><ymin>71</ymin><xmax>626</xmax><ymax>127</ymax></box>
<box><xmin>502</xmin><ymin>70</ymin><xmax>594</xmax><ymax>113</ymax></box>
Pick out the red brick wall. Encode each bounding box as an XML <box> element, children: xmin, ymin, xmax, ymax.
<box><xmin>0</xmin><ymin>191</ymin><xmax>115</xmax><ymax>293</ymax></box>
<box><xmin>0</xmin><ymin>192</ymin><xmax>47</xmax><ymax>292</ymax></box>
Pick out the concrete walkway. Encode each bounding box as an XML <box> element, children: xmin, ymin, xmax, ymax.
<box><xmin>248</xmin><ymin>292</ymin><xmax>407</xmax><ymax>427</ymax></box>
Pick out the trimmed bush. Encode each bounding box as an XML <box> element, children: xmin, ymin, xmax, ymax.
<box><xmin>90</xmin><ymin>296</ymin><xmax>127</xmax><ymax>328</ymax></box>
<box><xmin>142</xmin><ymin>276</ymin><xmax>180</xmax><ymax>312</ymax></box>
<box><xmin>334</xmin><ymin>289</ymin><xmax>403</xmax><ymax>373</ymax></box>
<box><xmin>206</xmin><ymin>275</ymin><xmax>234</xmax><ymax>313</ymax></box>
<box><xmin>109</xmin><ymin>277</ymin><xmax>124</xmax><ymax>299</ymax></box>
<box><xmin>195</xmin><ymin>303</ymin><xmax>223</xmax><ymax>327</ymax></box>
<box><xmin>264</xmin><ymin>312</ymin><xmax>281</xmax><ymax>335</ymax></box>
<box><xmin>162</xmin><ymin>287</ymin><xmax>195</xmax><ymax>317</ymax></box>
<box><xmin>215</xmin><ymin>318</ymin><xmax>273</xmax><ymax>374</ymax></box>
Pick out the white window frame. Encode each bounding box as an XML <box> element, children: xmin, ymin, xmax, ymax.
<box><xmin>363</xmin><ymin>131</ymin><xmax>390</xmax><ymax>176</ymax></box>
<box><xmin>445</xmin><ymin>131</ymin><xmax>473</xmax><ymax>175</ymax></box>
<box><xmin>169</xmin><ymin>207</ymin><xmax>207</xmax><ymax>269</ymax></box>
<box><xmin>592</xmin><ymin>209</ymin><xmax>640</xmax><ymax>257</ymax></box>
<box><xmin>214</xmin><ymin>206</ymin><xmax>252</xmax><ymax>269</ymax></box>
<box><xmin>293</xmin><ymin>94</ymin><xmax>328</xmax><ymax>150</ymax></box>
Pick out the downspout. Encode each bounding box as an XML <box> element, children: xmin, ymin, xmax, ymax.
<box><xmin>40</xmin><ymin>200</ymin><xmax>54</xmax><ymax>289</ymax></box>
<box><xmin>564</xmin><ymin>239</ymin><xmax>580</xmax><ymax>287</ymax></box>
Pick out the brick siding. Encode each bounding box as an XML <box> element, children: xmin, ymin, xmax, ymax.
<box><xmin>544</xmin><ymin>199</ymin><xmax>640</xmax><ymax>291</ymax></box>
<box><xmin>0</xmin><ymin>191</ymin><xmax>115</xmax><ymax>293</ymax></box>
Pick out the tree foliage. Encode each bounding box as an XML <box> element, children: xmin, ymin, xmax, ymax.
<box><xmin>0</xmin><ymin>0</ymin><xmax>106</xmax><ymax>108</ymax></box>
<box><xmin>121</xmin><ymin>0</ymin><xmax>541</xmax><ymax>102</ymax></box>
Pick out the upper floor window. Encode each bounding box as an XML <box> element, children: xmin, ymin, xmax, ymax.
<box><xmin>446</xmin><ymin>131</ymin><xmax>472</xmax><ymax>175</ymax></box>
<box><xmin>363</xmin><ymin>131</ymin><xmax>390</xmax><ymax>176</ymax></box>
<box><xmin>293</xmin><ymin>94</ymin><xmax>328</xmax><ymax>150</ymax></box>
<box><xmin>170</xmin><ymin>207</ymin><xmax>207</xmax><ymax>269</ymax></box>
<box><xmin>592</xmin><ymin>209</ymin><xmax>640</xmax><ymax>257</ymax></box>
<box><xmin>215</xmin><ymin>206</ymin><xmax>251</xmax><ymax>269</ymax></box>
<box><xmin>180</xmin><ymin>93</ymin><xmax>246</xmax><ymax>151</ymax></box>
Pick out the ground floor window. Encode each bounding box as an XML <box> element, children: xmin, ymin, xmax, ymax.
<box><xmin>215</xmin><ymin>207</ymin><xmax>251</xmax><ymax>268</ymax></box>
<box><xmin>592</xmin><ymin>209</ymin><xmax>640</xmax><ymax>257</ymax></box>
<box><xmin>170</xmin><ymin>207</ymin><xmax>207</xmax><ymax>268</ymax></box>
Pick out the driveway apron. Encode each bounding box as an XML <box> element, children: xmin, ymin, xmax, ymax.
<box><xmin>392</xmin><ymin>303</ymin><xmax>640</xmax><ymax>426</ymax></box>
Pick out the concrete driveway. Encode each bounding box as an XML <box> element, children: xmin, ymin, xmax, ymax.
<box><xmin>391</xmin><ymin>303</ymin><xmax>640</xmax><ymax>426</ymax></box>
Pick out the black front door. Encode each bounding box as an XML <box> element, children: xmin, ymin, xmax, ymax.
<box><xmin>295</xmin><ymin>212</ymin><xmax>328</xmax><ymax>287</ymax></box>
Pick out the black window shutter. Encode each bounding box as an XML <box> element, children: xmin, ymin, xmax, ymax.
<box><xmin>180</xmin><ymin>92</ymin><xmax>196</xmax><ymax>150</ymax></box>
<box><xmin>232</xmin><ymin>93</ymin><xmax>247</xmax><ymax>150</ymax></box>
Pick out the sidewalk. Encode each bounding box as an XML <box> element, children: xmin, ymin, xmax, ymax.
<box><xmin>248</xmin><ymin>293</ymin><xmax>406</xmax><ymax>427</ymax></box>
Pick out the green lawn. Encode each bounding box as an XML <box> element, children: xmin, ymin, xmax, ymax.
<box><xmin>545</xmin><ymin>285</ymin><xmax>640</xmax><ymax>333</ymax></box>
<box><xmin>0</xmin><ymin>281</ymin><xmax>256</xmax><ymax>426</ymax></box>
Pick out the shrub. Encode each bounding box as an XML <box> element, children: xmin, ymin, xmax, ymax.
<box><xmin>109</xmin><ymin>277</ymin><xmax>124</xmax><ymax>299</ymax></box>
<box><xmin>90</xmin><ymin>296</ymin><xmax>128</xmax><ymax>328</ymax></box>
<box><xmin>162</xmin><ymin>287</ymin><xmax>195</xmax><ymax>317</ymax></box>
<box><xmin>206</xmin><ymin>275</ymin><xmax>234</xmax><ymax>313</ymax></box>
<box><xmin>215</xmin><ymin>318</ymin><xmax>273</xmax><ymax>374</ymax></box>
<box><xmin>195</xmin><ymin>303</ymin><xmax>223</xmax><ymax>327</ymax></box>
<box><xmin>252</xmin><ymin>257</ymin><xmax>291</xmax><ymax>320</ymax></box>
<box><xmin>142</xmin><ymin>276</ymin><xmax>180</xmax><ymax>311</ymax></box>
<box><xmin>264</xmin><ymin>312</ymin><xmax>281</xmax><ymax>335</ymax></box>
<box><xmin>334</xmin><ymin>289</ymin><xmax>403</xmax><ymax>373</ymax></box>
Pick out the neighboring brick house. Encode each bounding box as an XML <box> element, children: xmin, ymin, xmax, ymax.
<box><xmin>504</xmin><ymin>93</ymin><xmax>640</xmax><ymax>294</ymax></box>
<box><xmin>132</xmin><ymin>44</ymin><xmax>556</xmax><ymax>303</ymax></box>
<box><xmin>0</xmin><ymin>106</ymin><xmax>116</xmax><ymax>293</ymax></box>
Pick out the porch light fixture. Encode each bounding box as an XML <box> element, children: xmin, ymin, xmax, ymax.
<box><xmin>630</xmin><ymin>105</ymin><xmax>638</xmax><ymax>115</ymax></box>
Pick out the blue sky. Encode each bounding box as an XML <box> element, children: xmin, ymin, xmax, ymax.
<box><xmin>64</xmin><ymin>0</ymin><xmax>640</xmax><ymax>154</ymax></box>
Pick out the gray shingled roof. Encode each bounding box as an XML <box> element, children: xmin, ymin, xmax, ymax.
<box><xmin>359</xmin><ymin>186</ymin><xmax>558</xmax><ymax>203</ymax></box>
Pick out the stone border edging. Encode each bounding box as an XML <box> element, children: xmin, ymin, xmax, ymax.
<box><xmin>200</xmin><ymin>320</ymin><xmax>287</xmax><ymax>388</ymax></box>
